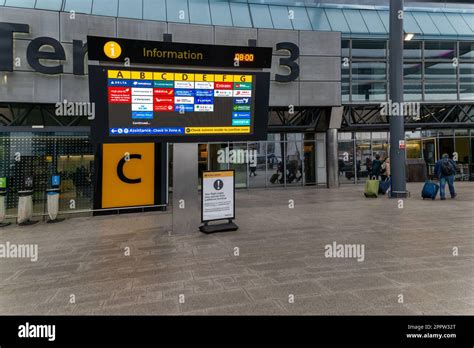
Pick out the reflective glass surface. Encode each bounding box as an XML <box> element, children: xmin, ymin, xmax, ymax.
<box><xmin>352</xmin><ymin>82</ymin><xmax>387</xmax><ymax>102</ymax></box>
<box><xmin>249</xmin><ymin>4</ymin><xmax>273</xmax><ymax>29</ymax></box>
<box><xmin>424</xmin><ymin>41</ymin><xmax>456</xmax><ymax>60</ymax></box>
<box><xmin>118</xmin><ymin>0</ymin><xmax>142</xmax><ymax>19</ymax></box>
<box><xmin>343</xmin><ymin>9</ymin><xmax>368</xmax><ymax>34</ymax></box>
<box><xmin>352</xmin><ymin>62</ymin><xmax>386</xmax><ymax>81</ymax></box>
<box><xmin>91</xmin><ymin>0</ymin><xmax>118</xmax><ymax>17</ymax></box>
<box><xmin>63</xmin><ymin>0</ymin><xmax>92</xmax><ymax>14</ymax></box>
<box><xmin>288</xmin><ymin>6</ymin><xmax>311</xmax><ymax>31</ymax></box>
<box><xmin>269</xmin><ymin>5</ymin><xmax>292</xmax><ymax>30</ymax></box>
<box><xmin>4</xmin><ymin>0</ymin><xmax>35</xmax><ymax>8</ymax></box>
<box><xmin>210</xmin><ymin>1</ymin><xmax>233</xmax><ymax>26</ymax></box>
<box><xmin>306</xmin><ymin>7</ymin><xmax>331</xmax><ymax>31</ymax></box>
<box><xmin>189</xmin><ymin>0</ymin><xmax>212</xmax><ymax>25</ymax></box>
<box><xmin>404</xmin><ymin>63</ymin><xmax>422</xmax><ymax>80</ymax></box>
<box><xmin>425</xmin><ymin>83</ymin><xmax>457</xmax><ymax>100</ymax></box>
<box><xmin>229</xmin><ymin>2</ymin><xmax>252</xmax><ymax>28</ymax></box>
<box><xmin>35</xmin><ymin>0</ymin><xmax>63</xmax><ymax>10</ymax></box>
<box><xmin>360</xmin><ymin>9</ymin><xmax>386</xmax><ymax>34</ymax></box>
<box><xmin>325</xmin><ymin>8</ymin><xmax>349</xmax><ymax>32</ymax></box>
<box><xmin>460</xmin><ymin>42</ymin><xmax>474</xmax><ymax>60</ymax></box>
<box><xmin>167</xmin><ymin>0</ymin><xmax>189</xmax><ymax>23</ymax></box>
<box><xmin>352</xmin><ymin>40</ymin><xmax>386</xmax><ymax>59</ymax></box>
<box><xmin>425</xmin><ymin>62</ymin><xmax>456</xmax><ymax>81</ymax></box>
<box><xmin>143</xmin><ymin>0</ymin><xmax>166</xmax><ymax>21</ymax></box>
<box><xmin>404</xmin><ymin>41</ymin><xmax>422</xmax><ymax>59</ymax></box>
<box><xmin>412</xmin><ymin>12</ymin><xmax>440</xmax><ymax>35</ymax></box>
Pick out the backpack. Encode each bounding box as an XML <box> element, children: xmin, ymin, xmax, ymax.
<box><xmin>441</xmin><ymin>159</ymin><xmax>454</xmax><ymax>176</ymax></box>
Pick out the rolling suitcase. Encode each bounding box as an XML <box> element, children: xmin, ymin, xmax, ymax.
<box><xmin>421</xmin><ymin>181</ymin><xmax>439</xmax><ymax>200</ymax></box>
<box><xmin>270</xmin><ymin>173</ymin><xmax>279</xmax><ymax>184</ymax></box>
<box><xmin>364</xmin><ymin>177</ymin><xmax>379</xmax><ymax>198</ymax></box>
<box><xmin>378</xmin><ymin>177</ymin><xmax>391</xmax><ymax>194</ymax></box>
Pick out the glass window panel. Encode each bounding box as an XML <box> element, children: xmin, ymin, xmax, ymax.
<box><xmin>92</xmin><ymin>0</ymin><xmax>118</xmax><ymax>16</ymax></box>
<box><xmin>445</xmin><ymin>13</ymin><xmax>473</xmax><ymax>36</ymax></box>
<box><xmin>342</xmin><ymin>82</ymin><xmax>350</xmax><ymax>103</ymax></box>
<box><xmin>455</xmin><ymin>137</ymin><xmax>470</xmax><ymax>165</ymax></box>
<box><xmin>343</xmin><ymin>9</ymin><xmax>368</xmax><ymax>34</ymax></box>
<box><xmin>143</xmin><ymin>0</ymin><xmax>166</xmax><ymax>21</ymax></box>
<box><xmin>208</xmin><ymin>143</ymin><xmax>228</xmax><ymax>171</ymax></box>
<box><xmin>64</xmin><ymin>0</ymin><xmax>92</xmax><ymax>14</ymax></box>
<box><xmin>356</xmin><ymin>139</ymin><xmax>372</xmax><ymax>183</ymax></box>
<box><xmin>352</xmin><ymin>82</ymin><xmax>387</xmax><ymax>102</ymax></box>
<box><xmin>460</xmin><ymin>42</ymin><xmax>474</xmax><ymax>60</ymax></box>
<box><xmin>229</xmin><ymin>2</ymin><xmax>252</xmax><ymax>28</ymax></box>
<box><xmin>288</xmin><ymin>7</ymin><xmax>311</xmax><ymax>31</ymax></box>
<box><xmin>338</xmin><ymin>140</ymin><xmax>355</xmax><ymax>184</ymax></box>
<box><xmin>424</xmin><ymin>41</ymin><xmax>456</xmax><ymax>60</ymax></box>
<box><xmin>404</xmin><ymin>62</ymin><xmax>422</xmax><ymax>80</ymax></box>
<box><xmin>352</xmin><ymin>62</ymin><xmax>386</xmax><ymax>80</ymax></box>
<box><xmin>35</xmin><ymin>0</ymin><xmax>62</xmax><ymax>10</ymax></box>
<box><xmin>167</xmin><ymin>0</ymin><xmax>189</xmax><ymax>23</ymax></box>
<box><xmin>324</xmin><ymin>8</ymin><xmax>349</xmax><ymax>33</ymax></box>
<box><xmin>285</xmin><ymin>141</ymin><xmax>303</xmax><ymax>186</ymax></box>
<box><xmin>248</xmin><ymin>142</ymin><xmax>266</xmax><ymax>188</ymax></box>
<box><xmin>424</xmin><ymin>83</ymin><xmax>457</xmax><ymax>101</ymax></box>
<box><xmin>341</xmin><ymin>40</ymin><xmax>349</xmax><ymax>58</ymax></box>
<box><xmin>352</xmin><ymin>40</ymin><xmax>386</xmax><ymax>59</ymax></box>
<box><xmin>4</xmin><ymin>0</ymin><xmax>35</xmax><ymax>8</ymax></box>
<box><xmin>267</xmin><ymin>142</ymin><xmax>284</xmax><ymax>186</ymax></box>
<box><xmin>306</xmin><ymin>8</ymin><xmax>331</xmax><ymax>31</ymax></box>
<box><xmin>249</xmin><ymin>4</ymin><xmax>273</xmax><ymax>29</ymax></box>
<box><xmin>425</xmin><ymin>62</ymin><xmax>456</xmax><ymax>81</ymax></box>
<box><xmin>406</xmin><ymin>139</ymin><xmax>422</xmax><ymax>159</ymax></box>
<box><xmin>412</xmin><ymin>12</ymin><xmax>440</xmax><ymax>35</ymax></box>
<box><xmin>189</xmin><ymin>0</ymin><xmax>211</xmax><ymax>25</ymax></box>
<box><xmin>228</xmin><ymin>143</ymin><xmax>248</xmax><ymax>188</ymax></box>
<box><xmin>377</xmin><ymin>10</ymin><xmax>389</xmax><ymax>32</ymax></box>
<box><xmin>460</xmin><ymin>63</ymin><xmax>474</xmax><ymax>83</ymax></box>
<box><xmin>404</xmin><ymin>12</ymin><xmax>422</xmax><ymax>35</ymax></box>
<box><xmin>460</xmin><ymin>83</ymin><xmax>474</xmax><ymax>101</ymax></box>
<box><xmin>118</xmin><ymin>0</ymin><xmax>142</xmax><ymax>19</ymax></box>
<box><xmin>404</xmin><ymin>83</ymin><xmax>422</xmax><ymax>101</ymax></box>
<box><xmin>461</xmin><ymin>14</ymin><xmax>474</xmax><ymax>32</ymax></box>
<box><xmin>269</xmin><ymin>5</ymin><xmax>292</xmax><ymax>30</ymax></box>
<box><xmin>428</xmin><ymin>13</ymin><xmax>456</xmax><ymax>36</ymax></box>
<box><xmin>404</xmin><ymin>41</ymin><xmax>421</xmax><ymax>59</ymax></box>
<box><xmin>210</xmin><ymin>1</ymin><xmax>232</xmax><ymax>27</ymax></box>
<box><xmin>0</xmin><ymin>0</ymin><xmax>5</xmax><ymax>5</ymax></box>
<box><xmin>360</xmin><ymin>9</ymin><xmax>386</xmax><ymax>34</ymax></box>
<box><xmin>303</xmin><ymin>141</ymin><xmax>316</xmax><ymax>185</ymax></box>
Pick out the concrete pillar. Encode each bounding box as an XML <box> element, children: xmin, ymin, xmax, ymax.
<box><xmin>326</xmin><ymin>128</ymin><xmax>339</xmax><ymax>188</ymax></box>
<box><xmin>172</xmin><ymin>143</ymin><xmax>200</xmax><ymax>234</ymax></box>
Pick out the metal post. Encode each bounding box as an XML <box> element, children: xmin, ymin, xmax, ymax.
<box><xmin>326</xmin><ymin>128</ymin><xmax>339</xmax><ymax>188</ymax></box>
<box><xmin>389</xmin><ymin>0</ymin><xmax>408</xmax><ymax>197</ymax></box>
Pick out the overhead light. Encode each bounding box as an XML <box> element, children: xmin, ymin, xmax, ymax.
<box><xmin>404</xmin><ymin>33</ymin><xmax>415</xmax><ymax>41</ymax></box>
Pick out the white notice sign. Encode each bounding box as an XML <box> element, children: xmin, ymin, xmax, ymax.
<box><xmin>202</xmin><ymin>170</ymin><xmax>235</xmax><ymax>222</ymax></box>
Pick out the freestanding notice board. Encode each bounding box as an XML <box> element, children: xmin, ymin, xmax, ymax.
<box><xmin>88</xmin><ymin>35</ymin><xmax>272</xmax><ymax>233</ymax></box>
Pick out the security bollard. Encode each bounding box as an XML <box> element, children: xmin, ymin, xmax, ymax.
<box><xmin>17</xmin><ymin>176</ymin><xmax>38</xmax><ymax>226</ymax></box>
<box><xmin>0</xmin><ymin>177</ymin><xmax>11</xmax><ymax>228</ymax></box>
<box><xmin>46</xmin><ymin>175</ymin><xmax>63</xmax><ymax>223</ymax></box>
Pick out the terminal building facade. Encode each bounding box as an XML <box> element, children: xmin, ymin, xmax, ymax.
<box><xmin>0</xmin><ymin>0</ymin><xmax>473</xmax><ymax>216</ymax></box>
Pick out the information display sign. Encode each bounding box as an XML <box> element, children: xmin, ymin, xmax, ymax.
<box><xmin>90</xmin><ymin>66</ymin><xmax>270</xmax><ymax>143</ymax></box>
<box><xmin>201</xmin><ymin>170</ymin><xmax>235</xmax><ymax>223</ymax></box>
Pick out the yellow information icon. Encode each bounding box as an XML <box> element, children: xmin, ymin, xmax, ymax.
<box><xmin>103</xmin><ymin>41</ymin><xmax>122</xmax><ymax>59</ymax></box>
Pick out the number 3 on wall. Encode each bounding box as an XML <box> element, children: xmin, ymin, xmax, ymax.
<box><xmin>275</xmin><ymin>42</ymin><xmax>300</xmax><ymax>83</ymax></box>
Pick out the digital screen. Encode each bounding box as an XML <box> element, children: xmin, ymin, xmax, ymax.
<box><xmin>90</xmin><ymin>66</ymin><xmax>270</xmax><ymax>143</ymax></box>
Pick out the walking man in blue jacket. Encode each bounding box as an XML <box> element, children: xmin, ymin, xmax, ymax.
<box><xmin>434</xmin><ymin>153</ymin><xmax>457</xmax><ymax>200</ymax></box>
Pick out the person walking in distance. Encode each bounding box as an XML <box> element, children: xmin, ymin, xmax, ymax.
<box><xmin>434</xmin><ymin>153</ymin><xmax>457</xmax><ymax>200</ymax></box>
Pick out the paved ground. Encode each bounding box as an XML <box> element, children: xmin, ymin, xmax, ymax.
<box><xmin>0</xmin><ymin>182</ymin><xmax>473</xmax><ymax>315</ymax></box>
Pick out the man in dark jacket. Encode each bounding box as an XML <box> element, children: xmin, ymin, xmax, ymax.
<box><xmin>371</xmin><ymin>154</ymin><xmax>382</xmax><ymax>179</ymax></box>
<box><xmin>434</xmin><ymin>153</ymin><xmax>457</xmax><ymax>200</ymax></box>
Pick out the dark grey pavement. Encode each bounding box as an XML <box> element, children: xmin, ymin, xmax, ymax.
<box><xmin>0</xmin><ymin>182</ymin><xmax>473</xmax><ymax>315</ymax></box>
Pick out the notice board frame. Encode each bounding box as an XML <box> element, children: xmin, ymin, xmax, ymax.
<box><xmin>201</xmin><ymin>169</ymin><xmax>236</xmax><ymax>223</ymax></box>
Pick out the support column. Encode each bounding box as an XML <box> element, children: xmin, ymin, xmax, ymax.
<box><xmin>172</xmin><ymin>143</ymin><xmax>200</xmax><ymax>234</ymax></box>
<box><xmin>389</xmin><ymin>0</ymin><xmax>408</xmax><ymax>197</ymax></box>
<box><xmin>326</xmin><ymin>128</ymin><xmax>339</xmax><ymax>188</ymax></box>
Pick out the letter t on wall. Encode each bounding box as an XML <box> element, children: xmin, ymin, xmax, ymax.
<box><xmin>0</xmin><ymin>23</ymin><xmax>30</xmax><ymax>71</ymax></box>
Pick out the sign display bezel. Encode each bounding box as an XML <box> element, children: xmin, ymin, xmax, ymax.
<box><xmin>89</xmin><ymin>65</ymin><xmax>271</xmax><ymax>143</ymax></box>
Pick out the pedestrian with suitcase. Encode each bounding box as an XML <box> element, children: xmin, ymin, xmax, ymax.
<box><xmin>434</xmin><ymin>153</ymin><xmax>457</xmax><ymax>200</ymax></box>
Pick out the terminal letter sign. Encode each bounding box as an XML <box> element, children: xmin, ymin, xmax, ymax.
<box><xmin>202</xmin><ymin>171</ymin><xmax>235</xmax><ymax>222</ymax></box>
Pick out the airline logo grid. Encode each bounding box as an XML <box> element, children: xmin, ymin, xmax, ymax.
<box><xmin>107</xmin><ymin>70</ymin><xmax>254</xmax><ymax>135</ymax></box>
